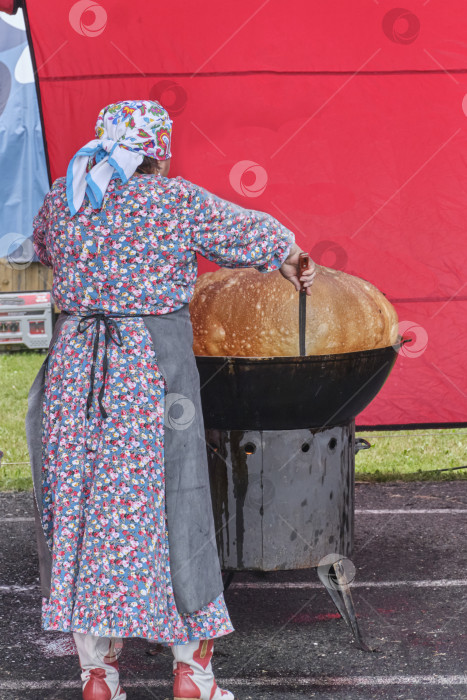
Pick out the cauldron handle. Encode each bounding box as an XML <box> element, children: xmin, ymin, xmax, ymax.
<box><xmin>298</xmin><ymin>252</ymin><xmax>310</xmax><ymax>291</ymax></box>
<box><xmin>355</xmin><ymin>437</ymin><xmax>371</xmax><ymax>454</ymax></box>
<box><xmin>298</xmin><ymin>252</ymin><xmax>310</xmax><ymax>355</ymax></box>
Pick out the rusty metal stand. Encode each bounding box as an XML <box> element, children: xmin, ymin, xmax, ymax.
<box><xmin>317</xmin><ymin>559</ymin><xmax>378</xmax><ymax>652</ymax></box>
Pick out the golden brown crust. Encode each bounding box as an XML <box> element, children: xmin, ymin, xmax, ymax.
<box><xmin>189</xmin><ymin>266</ymin><xmax>398</xmax><ymax>357</ymax></box>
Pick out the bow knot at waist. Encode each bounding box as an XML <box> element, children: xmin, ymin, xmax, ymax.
<box><xmin>76</xmin><ymin>312</ymin><xmax>124</xmax><ymax>424</ymax></box>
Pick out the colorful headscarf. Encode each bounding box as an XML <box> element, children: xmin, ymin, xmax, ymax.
<box><xmin>66</xmin><ymin>100</ymin><xmax>173</xmax><ymax>216</ymax></box>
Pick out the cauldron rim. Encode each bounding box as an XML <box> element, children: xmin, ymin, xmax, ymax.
<box><xmin>195</xmin><ymin>339</ymin><xmax>403</xmax><ymax>364</ymax></box>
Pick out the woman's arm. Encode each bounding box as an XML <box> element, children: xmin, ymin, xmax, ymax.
<box><xmin>178</xmin><ymin>178</ymin><xmax>296</xmax><ymax>273</ymax></box>
<box><xmin>32</xmin><ymin>192</ymin><xmax>54</xmax><ymax>269</ymax></box>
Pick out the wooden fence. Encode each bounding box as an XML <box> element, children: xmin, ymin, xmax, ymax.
<box><xmin>0</xmin><ymin>259</ymin><xmax>53</xmax><ymax>293</ymax></box>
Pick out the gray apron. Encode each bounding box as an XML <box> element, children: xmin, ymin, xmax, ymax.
<box><xmin>26</xmin><ymin>304</ymin><xmax>225</xmax><ymax>615</ymax></box>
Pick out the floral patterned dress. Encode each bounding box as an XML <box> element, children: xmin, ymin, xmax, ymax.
<box><xmin>32</xmin><ymin>172</ymin><xmax>295</xmax><ymax>644</ymax></box>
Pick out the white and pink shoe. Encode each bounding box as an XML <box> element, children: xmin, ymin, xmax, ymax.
<box><xmin>171</xmin><ymin>639</ymin><xmax>234</xmax><ymax>700</ymax></box>
<box><xmin>73</xmin><ymin>632</ymin><xmax>127</xmax><ymax>700</ymax></box>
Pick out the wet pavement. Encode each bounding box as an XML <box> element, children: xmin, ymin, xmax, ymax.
<box><xmin>0</xmin><ymin>481</ymin><xmax>466</xmax><ymax>699</ymax></box>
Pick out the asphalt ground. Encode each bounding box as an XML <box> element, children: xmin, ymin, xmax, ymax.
<box><xmin>0</xmin><ymin>481</ymin><xmax>465</xmax><ymax>700</ymax></box>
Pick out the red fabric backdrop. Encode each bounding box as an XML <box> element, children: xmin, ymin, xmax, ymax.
<box><xmin>0</xmin><ymin>1</ymin><xmax>18</xmax><ymax>13</ymax></box>
<box><xmin>20</xmin><ymin>0</ymin><xmax>467</xmax><ymax>426</ymax></box>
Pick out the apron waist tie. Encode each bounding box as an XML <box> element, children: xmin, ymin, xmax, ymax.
<box><xmin>76</xmin><ymin>312</ymin><xmax>124</xmax><ymax>420</ymax></box>
<box><xmin>61</xmin><ymin>311</ymin><xmax>154</xmax><ymax>451</ymax></box>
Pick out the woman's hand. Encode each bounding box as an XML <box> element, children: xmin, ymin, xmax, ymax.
<box><xmin>279</xmin><ymin>243</ymin><xmax>316</xmax><ymax>296</ymax></box>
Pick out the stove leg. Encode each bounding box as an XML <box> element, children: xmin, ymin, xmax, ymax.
<box><xmin>317</xmin><ymin>559</ymin><xmax>377</xmax><ymax>652</ymax></box>
<box><xmin>222</xmin><ymin>571</ymin><xmax>235</xmax><ymax>591</ymax></box>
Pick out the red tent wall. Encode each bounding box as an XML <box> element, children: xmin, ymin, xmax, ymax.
<box><xmin>0</xmin><ymin>1</ymin><xmax>19</xmax><ymax>13</ymax></box>
<box><xmin>22</xmin><ymin>0</ymin><xmax>467</xmax><ymax>427</ymax></box>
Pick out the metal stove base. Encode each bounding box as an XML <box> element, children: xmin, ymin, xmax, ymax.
<box><xmin>207</xmin><ymin>421</ymin><xmax>375</xmax><ymax>651</ymax></box>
